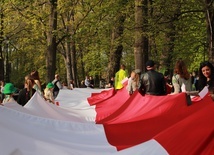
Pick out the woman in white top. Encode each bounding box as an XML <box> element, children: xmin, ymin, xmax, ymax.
<box><xmin>31</xmin><ymin>70</ymin><xmax>42</xmax><ymax>95</ymax></box>
<box><xmin>70</xmin><ymin>80</ymin><xmax>75</xmax><ymax>90</ymax></box>
<box><xmin>127</xmin><ymin>70</ymin><xmax>140</xmax><ymax>95</ymax></box>
<box><xmin>172</xmin><ymin>59</ymin><xmax>192</xmax><ymax>94</ymax></box>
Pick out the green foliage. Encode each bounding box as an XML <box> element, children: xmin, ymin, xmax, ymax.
<box><xmin>0</xmin><ymin>0</ymin><xmax>211</xmax><ymax>86</ymax></box>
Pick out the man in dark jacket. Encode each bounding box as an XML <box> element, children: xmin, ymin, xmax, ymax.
<box><xmin>139</xmin><ymin>60</ymin><xmax>166</xmax><ymax>96</ymax></box>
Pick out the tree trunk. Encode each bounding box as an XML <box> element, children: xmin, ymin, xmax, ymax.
<box><xmin>160</xmin><ymin>30</ymin><xmax>175</xmax><ymax>75</ymax></box>
<box><xmin>160</xmin><ymin>16</ymin><xmax>177</xmax><ymax>74</ymax></box>
<box><xmin>205</xmin><ymin>0</ymin><xmax>214</xmax><ymax>63</ymax></box>
<box><xmin>65</xmin><ymin>40</ymin><xmax>72</xmax><ymax>87</ymax></box>
<box><xmin>46</xmin><ymin>0</ymin><xmax>58</xmax><ymax>83</ymax></box>
<box><xmin>134</xmin><ymin>0</ymin><xmax>148</xmax><ymax>73</ymax></box>
<box><xmin>79</xmin><ymin>48</ymin><xmax>85</xmax><ymax>87</ymax></box>
<box><xmin>62</xmin><ymin>12</ymin><xmax>73</xmax><ymax>88</ymax></box>
<box><xmin>0</xmin><ymin>8</ymin><xmax>4</xmax><ymax>81</ymax></box>
<box><xmin>71</xmin><ymin>39</ymin><xmax>78</xmax><ymax>87</ymax></box>
<box><xmin>107</xmin><ymin>1</ymin><xmax>127</xmax><ymax>81</ymax></box>
<box><xmin>108</xmin><ymin>42</ymin><xmax>124</xmax><ymax>81</ymax></box>
<box><xmin>70</xmin><ymin>8</ymin><xmax>79</xmax><ymax>88</ymax></box>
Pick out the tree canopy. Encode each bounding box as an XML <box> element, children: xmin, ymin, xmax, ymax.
<box><xmin>0</xmin><ymin>0</ymin><xmax>212</xmax><ymax>88</ymax></box>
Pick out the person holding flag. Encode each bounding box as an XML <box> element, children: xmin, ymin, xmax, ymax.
<box><xmin>139</xmin><ymin>60</ymin><xmax>166</xmax><ymax>96</ymax></box>
<box><xmin>198</xmin><ymin>61</ymin><xmax>214</xmax><ymax>100</ymax></box>
<box><xmin>114</xmin><ymin>64</ymin><xmax>128</xmax><ymax>90</ymax></box>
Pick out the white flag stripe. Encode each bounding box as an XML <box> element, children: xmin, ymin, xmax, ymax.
<box><xmin>0</xmin><ymin>105</ymin><xmax>116</xmax><ymax>155</ymax></box>
<box><xmin>1</xmin><ymin>88</ymin><xmax>170</xmax><ymax>155</ymax></box>
<box><xmin>112</xmin><ymin>139</ymin><xmax>168</xmax><ymax>155</ymax></box>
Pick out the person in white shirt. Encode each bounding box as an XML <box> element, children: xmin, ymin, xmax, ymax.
<box><xmin>127</xmin><ymin>70</ymin><xmax>140</xmax><ymax>95</ymax></box>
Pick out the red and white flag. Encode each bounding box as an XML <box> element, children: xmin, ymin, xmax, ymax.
<box><xmin>0</xmin><ymin>88</ymin><xmax>213</xmax><ymax>155</ymax></box>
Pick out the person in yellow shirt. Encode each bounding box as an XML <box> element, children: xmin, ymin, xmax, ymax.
<box><xmin>114</xmin><ymin>64</ymin><xmax>128</xmax><ymax>90</ymax></box>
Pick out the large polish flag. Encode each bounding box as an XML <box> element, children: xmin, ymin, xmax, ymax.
<box><xmin>0</xmin><ymin>87</ymin><xmax>213</xmax><ymax>155</ymax></box>
<box><xmin>96</xmin><ymin>91</ymin><xmax>213</xmax><ymax>150</ymax></box>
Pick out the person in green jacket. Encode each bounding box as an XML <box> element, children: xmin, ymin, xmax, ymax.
<box><xmin>114</xmin><ymin>64</ymin><xmax>128</xmax><ymax>90</ymax></box>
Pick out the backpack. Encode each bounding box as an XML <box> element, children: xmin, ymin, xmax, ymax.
<box><xmin>53</xmin><ymin>80</ymin><xmax>59</xmax><ymax>92</ymax></box>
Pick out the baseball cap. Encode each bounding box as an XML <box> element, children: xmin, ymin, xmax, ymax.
<box><xmin>146</xmin><ymin>60</ymin><xmax>155</xmax><ymax>67</ymax></box>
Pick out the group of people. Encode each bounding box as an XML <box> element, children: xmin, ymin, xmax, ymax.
<box><xmin>1</xmin><ymin>59</ymin><xmax>214</xmax><ymax>106</ymax></box>
<box><xmin>0</xmin><ymin>70</ymin><xmax>90</xmax><ymax>107</ymax></box>
<box><xmin>170</xmin><ymin>59</ymin><xmax>214</xmax><ymax>98</ymax></box>
<box><xmin>82</xmin><ymin>76</ymin><xmax>95</xmax><ymax>88</ymax></box>
<box><xmin>0</xmin><ymin>72</ymin><xmax>65</xmax><ymax>106</ymax></box>
<box><xmin>115</xmin><ymin>59</ymin><xmax>214</xmax><ymax>100</ymax></box>
<box><xmin>0</xmin><ymin>71</ymin><xmax>41</xmax><ymax>106</ymax></box>
<box><xmin>82</xmin><ymin>74</ymin><xmax>115</xmax><ymax>89</ymax></box>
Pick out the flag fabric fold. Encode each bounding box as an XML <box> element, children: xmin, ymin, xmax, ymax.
<box><xmin>93</xmin><ymin>86</ymin><xmax>213</xmax><ymax>150</ymax></box>
<box><xmin>0</xmin><ymin>105</ymin><xmax>117</xmax><ymax>155</ymax></box>
<box><xmin>0</xmin><ymin>88</ymin><xmax>213</xmax><ymax>155</ymax></box>
<box><xmin>93</xmin><ymin>87</ymin><xmax>130</xmax><ymax>122</ymax></box>
<box><xmin>87</xmin><ymin>88</ymin><xmax>116</xmax><ymax>106</ymax></box>
<box><xmin>154</xmin><ymin>102</ymin><xmax>214</xmax><ymax>155</ymax></box>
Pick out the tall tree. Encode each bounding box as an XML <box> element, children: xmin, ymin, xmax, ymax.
<box><xmin>134</xmin><ymin>0</ymin><xmax>148</xmax><ymax>73</ymax></box>
<box><xmin>46</xmin><ymin>0</ymin><xmax>58</xmax><ymax>82</ymax></box>
<box><xmin>0</xmin><ymin>0</ymin><xmax>210</xmax><ymax>88</ymax></box>
<box><xmin>205</xmin><ymin>0</ymin><xmax>214</xmax><ymax>63</ymax></box>
<box><xmin>157</xmin><ymin>1</ymin><xmax>180</xmax><ymax>73</ymax></box>
<box><xmin>107</xmin><ymin>0</ymin><xmax>128</xmax><ymax>80</ymax></box>
<box><xmin>0</xmin><ymin>2</ymin><xmax>4</xmax><ymax>81</ymax></box>
<box><xmin>58</xmin><ymin>5</ymin><xmax>75</xmax><ymax>88</ymax></box>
